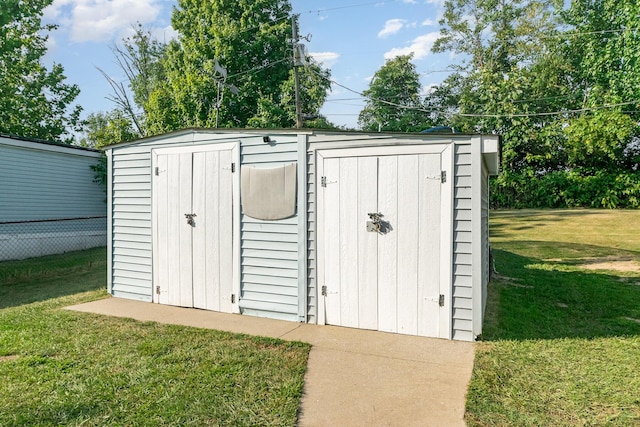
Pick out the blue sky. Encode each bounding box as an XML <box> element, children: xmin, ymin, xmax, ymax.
<box><xmin>43</xmin><ymin>0</ymin><xmax>456</xmax><ymax>130</ymax></box>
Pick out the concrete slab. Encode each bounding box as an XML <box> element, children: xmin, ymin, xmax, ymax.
<box><xmin>66</xmin><ymin>297</ymin><xmax>475</xmax><ymax>426</ymax></box>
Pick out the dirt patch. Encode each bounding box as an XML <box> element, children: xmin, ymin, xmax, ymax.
<box><xmin>0</xmin><ymin>355</ymin><xmax>19</xmax><ymax>362</ymax></box>
<box><xmin>579</xmin><ymin>259</ymin><xmax>640</xmax><ymax>273</ymax></box>
<box><xmin>544</xmin><ymin>256</ymin><xmax>640</xmax><ymax>273</ymax></box>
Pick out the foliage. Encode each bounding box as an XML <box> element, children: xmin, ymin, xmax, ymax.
<box><xmin>430</xmin><ymin>0</ymin><xmax>640</xmax><ymax>208</ymax></box>
<box><xmin>0</xmin><ymin>0</ymin><xmax>82</xmax><ymax>143</ymax></box>
<box><xmin>358</xmin><ymin>55</ymin><xmax>432</xmax><ymax>132</ymax></box>
<box><xmin>491</xmin><ymin>170</ymin><xmax>640</xmax><ymax>209</ymax></box>
<box><xmin>98</xmin><ymin>24</ymin><xmax>167</xmax><ymax>136</ymax></box>
<box><xmin>79</xmin><ymin>110</ymin><xmax>139</xmax><ymax>199</ymax></box>
<box><xmin>466</xmin><ymin>210</ymin><xmax>640</xmax><ymax>425</ymax></box>
<box><xmin>80</xmin><ymin>110</ymin><xmax>139</xmax><ymax>149</ymax></box>
<box><xmin>248</xmin><ymin>59</ymin><xmax>334</xmax><ymax>128</ymax></box>
<box><xmin>144</xmin><ymin>0</ymin><xmax>333</xmax><ymax>133</ymax></box>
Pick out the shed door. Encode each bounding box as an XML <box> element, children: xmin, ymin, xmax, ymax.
<box><xmin>318</xmin><ymin>149</ymin><xmax>452</xmax><ymax>338</ymax></box>
<box><xmin>153</xmin><ymin>144</ymin><xmax>238</xmax><ymax>313</ymax></box>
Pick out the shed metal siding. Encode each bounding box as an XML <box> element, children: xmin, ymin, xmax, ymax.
<box><xmin>481</xmin><ymin>159</ymin><xmax>490</xmax><ymax>319</ymax></box>
<box><xmin>110</xmin><ymin>145</ymin><xmax>153</xmax><ymax>301</ymax></box>
<box><xmin>238</xmin><ymin>135</ymin><xmax>300</xmax><ymax>321</ymax></box>
<box><xmin>306</xmin><ymin>151</ymin><xmax>317</xmax><ymax>323</ymax></box>
<box><xmin>108</xmin><ymin>131</ymin><xmax>303</xmax><ymax>320</ymax></box>
<box><xmin>452</xmin><ymin>143</ymin><xmax>474</xmax><ymax>341</ymax></box>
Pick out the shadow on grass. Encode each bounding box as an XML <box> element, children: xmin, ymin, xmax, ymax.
<box><xmin>482</xmin><ymin>244</ymin><xmax>640</xmax><ymax>341</ymax></box>
<box><xmin>489</xmin><ymin>209</ymin><xmax>609</xmax><ymax>239</ymax></box>
<box><xmin>0</xmin><ymin>247</ymin><xmax>106</xmax><ymax>309</ymax></box>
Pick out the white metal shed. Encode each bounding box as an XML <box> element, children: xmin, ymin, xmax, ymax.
<box><xmin>105</xmin><ymin>129</ymin><xmax>499</xmax><ymax>341</ymax></box>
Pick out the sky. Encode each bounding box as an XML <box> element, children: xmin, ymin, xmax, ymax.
<box><xmin>42</xmin><ymin>0</ymin><xmax>457</xmax><ymax>130</ymax></box>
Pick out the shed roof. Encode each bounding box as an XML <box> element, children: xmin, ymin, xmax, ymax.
<box><xmin>0</xmin><ymin>133</ymin><xmax>101</xmax><ymax>156</ymax></box>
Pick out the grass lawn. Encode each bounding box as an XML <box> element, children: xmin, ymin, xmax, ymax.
<box><xmin>0</xmin><ymin>249</ymin><xmax>309</xmax><ymax>426</ymax></box>
<box><xmin>466</xmin><ymin>210</ymin><xmax>640</xmax><ymax>426</ymax></box>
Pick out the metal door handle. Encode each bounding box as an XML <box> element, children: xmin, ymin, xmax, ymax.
<box><xmin>185</xmin><ymin>213</ymin><xmax>196</xmax><ymax>226</ymax></box>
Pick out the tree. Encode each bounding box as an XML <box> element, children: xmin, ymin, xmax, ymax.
<box><xmin>248</xmin><ymin>59</ymin><xmax>333</xmax><ymax>128</ymax></box>
<box><xmin>561</xmin><ymin>0</ymin><xmax>640</xmax><ymax>172</ymax></box>
<box><xmin>145</xmin><ymin>0</ymin><xmax>333</xmax><ymax>133</ymax></box>
<box><xmin>357</xmin><ymin>54</ymin><xmax>431</xmax><ymax>132</ymax></box>
<box><xmin>0</xmin><ymin>0</ymin><xmax>82</xmax><ymax>143</ymax></box>
<box><xmin>79</xmin><ymin>110</ymin><xmax>139</xmax><ymax>149</ymax></box>
<box><xmin>97</xmin><ymin>24</ymin><xmax>167</xmax><ymax>136</ymax></box>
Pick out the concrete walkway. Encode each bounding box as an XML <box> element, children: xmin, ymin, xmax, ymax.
<box><xmin>66</xmin><ymin>297</ymin><xmax>475</xmax><ymax>426</ymax></box>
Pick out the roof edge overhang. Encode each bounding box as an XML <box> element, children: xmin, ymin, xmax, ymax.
<box><xmin>104</xmin><ymin>127</ymin><xmax>502</xmax><ymax>157</ymax></box>
<box><xmin>0</xmin><ymin>133</ymin><xmax>102</xmax><ymax>156</ymax></box>
<box><xmin>481</xmin><ymin>135</ymin><xmax>501</xmax><ymax>176</ymax></box>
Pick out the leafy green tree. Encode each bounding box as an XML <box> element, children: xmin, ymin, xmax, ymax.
<box><xmin>80</xmin><ymin>110</ymin><xmax>139</xmax><ymax>149</ymax></box>
<box><xmin>358</xmin><ymin>54</ymin><xmax>431</xmax><ymax>132</ymax></box>
<box><xmin>561</xmin><ymin>0</ymin><xmax>640</xmax><ymax>172</ymax></box>
<box><xmin>0</xmin><ymin>0</ymin><xmax>82</xmax><ymax>143</ymax></box>
<box><xmin>145</xmin><ymin>0</ymin><xmax>332</xmax><ymax>133</ymax></box>
<box><xmin>248</xmin><ymin>59</ymin><xmax>333</xmax><ymax>128</ymax></box>
<box><xmin>97</xmin><ymin>24</ymin><xmax>167</xmax><ymax>136</ymax></box>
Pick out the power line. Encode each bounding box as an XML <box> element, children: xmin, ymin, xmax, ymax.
<box><xmin>312</xmin><ymin>68</ymin><xmax>640</xmax><ymax>119</ymax></box>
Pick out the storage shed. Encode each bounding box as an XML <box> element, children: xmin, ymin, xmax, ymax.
<box><xmin>104</xmin><ymin>129</ymin><xmax>499</xmax><ymax>341</ymax></box>
<box><xmin>0</xmin><ymin>134</ymin><xmax>106</xmax><ymax>261</ymax></box>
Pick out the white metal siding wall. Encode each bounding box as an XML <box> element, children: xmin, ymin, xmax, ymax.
<box><xmin>109</xmin><ymin>132</ymin><xmax>304</xmax><ymax>319</ymax></box>
<box><xmin>452</xmin><ymin>143</ymin><xmax>474</xmax><ymax>341</ymax></box>
<box><xmin>306</xmin><ymin>151</ymin><xmax>317</xmax><ymax>323</ymax></box>
<box><xmin>110</xmin><ymin>145</ymin><xmax>153</xmax><ymax>301</ymax></box>
<box><xmin>0</xmin><ymin>140</ymin><xmax>104</xmax><ymax>221</ymax></box>
<box><xmin>481</xmin><ymin>162</ymin><xmax>490</xmax><ymax>319</ymax></box>
<box><xmin>239</xmin><ymin>135</ymin><xmax>301</xmax><ymax>321</ymax></box>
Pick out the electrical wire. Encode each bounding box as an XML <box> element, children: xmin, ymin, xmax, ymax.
<box><xmin>311</xmin><ymin>68</ymin><xmax>640</xmax><ymax>119</ymax></box>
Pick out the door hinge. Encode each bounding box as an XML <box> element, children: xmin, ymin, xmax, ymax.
<box><xmin>155</xmin><ymin>286</ymin><xmax>160</xmax><ymax>295</ymax></box>
<box><xmin>439</xmin><ymin>294</ymin><xmax>445</xmax><ymax>307</ymax></box>
<box><xmin>155</xmin><ymin>167</ymin><xmax>159</xmax><ymax>176</ymax></box>
<box><xmin>231</xmin><ymin>163</ymin><xmax>236</xmax><ymax>173</ymax></box>
<box><xmin>231</xmin><ymin>294</ymin><xmax>236</xmax><ymax>304</ymax></box>
<box><xmin>441</xmin><ymin>170</ymin><xmax>447</xmax><ymax>183</ymax></box>
<box><xmin>321</xmin><ymin>285</ymin><xmax>327</xmax><ymax>296</ymax></box>
<box><xmin>321</xmin><ymin>176</ymin><xmax>327</xmax><ymax>188</ymax></box>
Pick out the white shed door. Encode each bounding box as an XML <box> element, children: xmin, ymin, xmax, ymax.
<box><xmin>318</xmin><ymin>151</ymin><xmax>451</xmax><ymax>338</ymax></box>
<box><xmin>154</xmin><ymin>146</ymin><xmax>236</xmax><ymax>312</ymax></box>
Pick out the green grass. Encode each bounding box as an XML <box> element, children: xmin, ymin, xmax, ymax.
<box><xmin>466</xmin><ymin>209</ymin><xmax>640</xmax><ymax>426</ymax></box>
<box><xmin>0</xmin><ymin>251</ymin><xmax>310</xmax><ymax>426</ymax></box>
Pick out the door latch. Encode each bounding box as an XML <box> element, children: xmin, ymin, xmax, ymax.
<box><xmin>184</xmin><ymin>213</ymin><xmax>196</xmax><ymax>227</ymax></box>
<box><xmin>367</xmin><ymin>212</ymin><xmax>383</xmax><ymax>233</ymax></box>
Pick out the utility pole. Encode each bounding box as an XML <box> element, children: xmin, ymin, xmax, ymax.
<box><xmin>292</xmin><ymin>16</ymin><xmax>303</xmax><ymax>129</ymax></box>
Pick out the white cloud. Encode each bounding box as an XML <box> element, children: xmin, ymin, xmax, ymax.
<box><xmin>378</xmin><ymin>19</ymin><xmax>407</xmax><ymax>39</ymax></box>
<box><xmin>310</xmin><ymin>51</ymin><xmax>340</xmax><ymax>67</ymax></box>
<box><xmin>48</xmin><ymin>0</ymin><xmax>164</xmax><ymax>43</ymax></box>
<box><xmin>383</xmin><ymin>32</ymin><xmax>440</xmax><ymax>60</ymax></box>
<box><xmin>422</xmin><ymin>18</ymin><xmax>435</xmax><ymax>26</ymax></box>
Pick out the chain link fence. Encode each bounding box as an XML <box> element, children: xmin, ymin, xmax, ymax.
<box><xmin>0</xmin><ymin>216</ymin><xmax>107</xmax><ymax>285</ymax></box>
